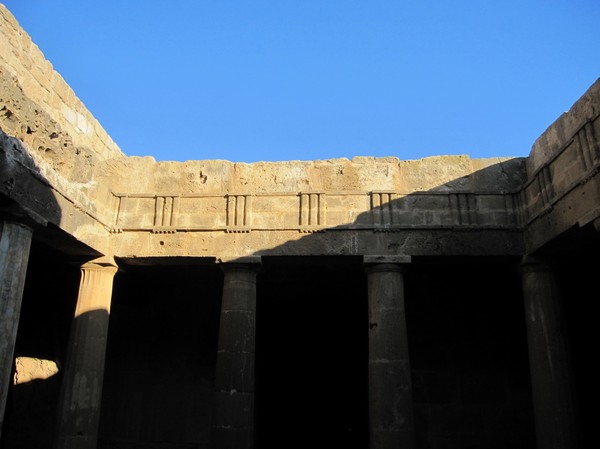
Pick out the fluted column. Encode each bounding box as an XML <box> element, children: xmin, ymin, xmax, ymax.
<box><xmin>364</xmin><ymin>255</ymin><xmax>415</xmax><ymax>449</ymax></box>
<box><xmin>520</xmin><ymin>257</ymin><xmax>581</xmax><ymax>449</ymax></box>
<box><xmin>0</xmin><ymin>221</ymin><xmax>33</xmax><ymax>439</ymax></box>
<box><xmin>212</xmin><ymin>257</ymin><xmax>261</xmax><ymax>449</ymax></box>
<box><xmin>55</xmin><ymin>256</ymin><xmax>118</xmax><ymax>449</ymax></box>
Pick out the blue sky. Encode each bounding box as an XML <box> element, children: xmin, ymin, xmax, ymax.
<box><xmin>3</xmin><ymin>1</ymin><xmax>599</xmax><ymax>163</ymax></box>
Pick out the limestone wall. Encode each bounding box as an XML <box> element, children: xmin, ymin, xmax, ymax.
<box><xmin>522</xmin><ymin>78</ymin><xmax>600</xmax><ymax>253</ymax></box>
<box><xmin>0</xmin><ymin>4</ymin><xmax>127</xmax><ymax>254</ymax></box>
<box><xmin>112</xmin><ymin>156</ymin><xmax>525</xmax><ymax>233</ymax></box>
<box><xmin>4</xmin><ymin>0</ymin><xmax>598</xmax><ymax>260</ymax></box>
<box><xmin>528</xmin><ymin>78</ymin><xmax>600</xmax><ymax>174</ymax></box>
<box><xmin>0</xmin><ymin>4</ymin><xmax>124</xmax><ymax>162</ymax></box>
<box><xmin>0</xmin><ymin>2</ymin><xmax>530</xmax><ymax>260</ymax></box>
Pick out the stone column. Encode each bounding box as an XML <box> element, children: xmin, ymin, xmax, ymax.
<box><xmin>520</xmin><ymin>257</ymin><xmax>581</xmax><ymax>449</ymax></box>
<box><xmin>212</xmin><ymin>257</ymin><xmax>261</xmax><ymax>449</ymax></box>
<box><xmin>55</xmin><ymin>256</ymin><xmax>118</xmax><ymax>449</ymax></box>
<box><xmin>364</xmin><ymin>255</ymin><xmax>415</xmax><ymax>449</ymax></box>
<box><xmin>0</xmin><ymin>221</ymin><xmax>33</xmax><ymax>439</ymax></box>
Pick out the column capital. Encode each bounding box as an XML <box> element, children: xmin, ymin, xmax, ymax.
<box><xmin>364</xmin><ymin>255</ymin><xmax>411</xmax><ymax>265</ymax></box>
<box><xmin>364</xmin><ymin>255</ymin><xmax>411</xmax><ymax>273</ymax></box>
<box><xmin>218</xmin><ymin>256</ymin><xmax>262</xmax><ymax>264</ymax></box>
<box><xmin>218</xmin><ymin>256</ymin><xmax>262</xmax><ymax>272</ymax></box>
<box><xmin>81</xmin><ymin>255</ymin><xmax>119</xmax><ymax>273</ymax></box>
<box><xmin>519</xmin><ymin>255</ymin><xmax>554</xmax><ymax>274</ymax></box>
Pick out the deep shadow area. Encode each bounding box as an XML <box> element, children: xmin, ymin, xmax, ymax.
<box><xmin>98</xmin><ymin>263</ymin><xmax>224</xmax><ymax>449</ymax></box>
<box><xmin>552</xmin><ymin>246</ymin><xmax>597</xmax><ymax>444</ymax></box>
<box><xmin>0</xmin><ymin>240</ymin><xmax>79</xmax><ymax>449</ymax></box>
<box><xmin>96</xmin><ymin>254</ymin><xmax>536</xmax><ymax>449</ymax></box>
<box><xmin>530</xmin><ymin>220</ymin><xmax>599</xmax><ymax>443</ymax></box>
<box><xmin>255</xmin><ymin>256</ymin><xmax>369</xmax><ymax>449</ymax></box>
<box><xmin>406</xmin><ymin>256</ymin><xmax>534</xmax><ymax>449</ymax></box>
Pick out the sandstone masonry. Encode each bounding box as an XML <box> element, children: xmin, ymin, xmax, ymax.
<box><xmin>0</xmin><ymin>4</ymin><xmax>597</xmax><ymax>449</ymax></box>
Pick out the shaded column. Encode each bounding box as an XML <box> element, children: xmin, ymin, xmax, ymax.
<box><xmin>520</xmin><ymin>257</ymin><xmax>581</xmax><ymax>449</ymax></box>
<box><xmin>0</xmin><ymin>221</ymin><xmax>33</xmax><ymax>439</ymax></box>
<box><xmin>55</xmin><ymin>256</ymin><xmax>118</xmax><ymax>449</ymax></box>
<box><xmin>364</xmin><ymin>255</ymin><xmax>415</xmax><ymax>449</ymax></box>
<box><xmin>212</xmin><ymin>257</ymin><xmax>261</xmax><ymax>449</ymax></box>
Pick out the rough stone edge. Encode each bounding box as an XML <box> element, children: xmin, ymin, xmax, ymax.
<box><xmin>528</xmin><ymin>77</ymin><xmax>600</xmax><ymax>175</ymax></box>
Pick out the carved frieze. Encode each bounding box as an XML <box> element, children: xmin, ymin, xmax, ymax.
<box><xmin>112</xmin><ymin>190</ymin><xmax>521</xmax><ymax>233</ymax></box>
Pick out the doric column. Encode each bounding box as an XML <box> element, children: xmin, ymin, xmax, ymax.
<box><xmin>212</xmin><ymin>257</ymin><xmax>261</xmax><ymax>449</ymax></box>
<box><xmin>520</xmin><ymin>257</ymin><xmax>581</xmax><ymax>449</ymax></box>
<box><xmin>364</xmin><ymin>255</ymin><xmax>415</xmax><ymax>449</ymax></box>
<box><xmin>55</xmin><ymin>256</ymin><xmax>118</xmax><ymax>449</ymax></box>
<box><xmin>0</xmin><ymin>221</ymin><xmax>33</xmax><ymax>439</ymax></box>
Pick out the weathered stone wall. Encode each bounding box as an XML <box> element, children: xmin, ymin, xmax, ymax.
<box><xmin>1</xmin><ymin>3</ymin><xmax>596</xmax><ymax>448</ymax></box>
<box><xmin>1</xmin><ymin>0</ymin><xmax>598</xmax><ymax>262</ymax></box>
<box><xmin>0</xmin><ymin>5</ymin><xmax>123</xmax><ymax>162</ymax></box>
<box><xmin>107</xmin><ymin>156</ymin><xmax>527</xmax><ymax>259</ymax></box>
<box><xmin>1</xmin><ymin>2</ymin><xmax>529</xmax><ymax>260</ymax></box>
<box><xmin>528</xmin><ymin>79</ymin><xmax>600</xmax><ymax>174</ymax></box>
<box><xmin>522</xmin><ymin>78</ymin><xmax>600</xmax><ymax>253</ymax></box>
<box><xmin>0</xmin><ymin>5</ymin><xmax>128</xmax><ymax>254</ymax></box>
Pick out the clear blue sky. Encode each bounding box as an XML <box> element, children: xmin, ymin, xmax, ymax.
<box><xmin>3</xmin><ymin>1</ymin><xmax>599</xmax><ymax>163</ymax></box>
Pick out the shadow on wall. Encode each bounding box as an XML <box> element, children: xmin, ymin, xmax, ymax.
<box><xmin>98</xmin><ymin>158</ymin><xmax>560</xmax><ymax>449</ymax></box>
<box><xmin>1</xmin><ymin>62</ymin><xmax>108</xmax><ymax>449</ymax></box>
<box><xmin>284</xmin><ymin>164</ymin><xmax>596</xmax><ymax>449</ymax></box>
<box><xmin>0</xmin><ymin>128</ymin><xmax>64</xmax><ymax>448</ymax></box>
<box><xmin>0</xmin><ymin>241</ymin><xmax>80</xmax><ymax>449</ymax></box>
<box><xmin>245</xmin><ymin>160</ymin><xmax>532</xmax><ymax>449</ymax></box>
<box><xmin>2</xmin><ymin>140</ymin><xmax>596</xmax><ymax>448</ymax></box>
<box><xmin>229</xmin><ymin>155</ymin><xmax>595</xmax><ymax>449</ymax></box>
<box><xmin>0</xmin><ymin>107</ymin><xmax>99</xmax><ymax>446</ymax></box>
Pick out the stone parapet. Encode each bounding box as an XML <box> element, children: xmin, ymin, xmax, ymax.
<box><xmin>528</xmin><ymin>78</ymin><xmax>600</xmax><ymax>175</ymax></box>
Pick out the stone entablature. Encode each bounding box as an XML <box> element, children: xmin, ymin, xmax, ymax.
<box><xmin>1</xmin><ymin>2</ymin><xmax>599</xmax><ymax>260</ymax></box>
<box><xmin>111</xmin><ymin>189</ymin><xmax>522</xmax><ymax>234</ymax></box>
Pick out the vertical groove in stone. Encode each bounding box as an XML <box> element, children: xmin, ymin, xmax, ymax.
<box><xmin>162</xmin><ymin>197</ymin><xmax>173</xmax><ymax>227</ymax></box>
<box><xmin>245</xmin><ymin>195</ymin><xmax>253</xmax><ymax>227</ymax></box>
<box><xmin>171</xmin><ymin>196</ymin><xmax>180</xmax><ymax>227</ymax></box>
<box><xmin>0</xmin><ymin>221</ymin><xmax>33</xmax><ymax>440</ymax></box>
<box><xmin>154</xmin><ymin>196</ymin><xmax>164</xmax><ymax>227</ymax></box>
<box><xmin>577</xmin><ymin>128</ymin><xmax>592</xmax><ymax>171</ymax></box>
<box><xmin>371</xmin><ymin>192</ymin><xmax>381</xmax><ymax>226</ymax></box>
<box><xmin>309</xmin><ymin>193</ymin><xmax>316</xmax><ymax>226</ymax></box>
<box><xmin>115</xmin><ymin>195</ymin><xmax>126</xmax><ymax>228</ymax></box>
<box><xmin>449</xmin><ymin>194</ymin><xmax>460</xmax><ymax>225</ymax></box>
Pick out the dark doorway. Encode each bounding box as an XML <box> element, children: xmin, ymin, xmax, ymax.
<box><xmin>406</xmin><ymin>257</ymin><xmax>535</xmax><ymax>449</ymax></box>
<box><xmin>99</xmin><ymin>262</ymin><xmax>223</xmax><ymax>449</ymax></box>
<box><xmin>255</xmin><ymin>256</ymin><xmax>368</xmax><ymax>449</ymax></box>
<box><xmin>1</xmin><ymin>240</ymin><xmax>79</xmax><ymax>449</ymax></box>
